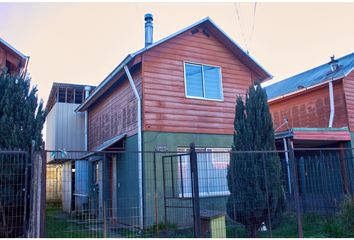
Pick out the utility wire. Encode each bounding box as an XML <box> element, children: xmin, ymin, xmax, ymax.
<box><xmin>233</xmin><ymin>2</ymin><xmax>248</xmax><ymax>52</ymax></box>
<box><xmin>248</xmin><ymin>2</ymin><xmax>258</xmax><ymax>53</ymax></box>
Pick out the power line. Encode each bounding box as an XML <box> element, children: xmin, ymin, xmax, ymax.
<box><xmin>248</xmin><ymin>2</ymin><xmax>258</xmax><ymax>53</ymax></box>
<box><xmin>233</xmin><ymin>2</ymin><xmax>248</xmax><ymax>52</ymax></box>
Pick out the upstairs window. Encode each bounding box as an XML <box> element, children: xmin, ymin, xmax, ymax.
<box><xmin>184</xmin><ymin>63</ymin><xmax>223</xmax><ymax>100</ymax></box>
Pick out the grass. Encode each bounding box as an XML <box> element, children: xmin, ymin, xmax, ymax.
<box><xmin>226</xmin><ymin>212</ymin><xmax>353</xmax><ymax>238</ymax></box>
<box><xmin>45</xmin><ymin>203</ymin><xmax>103</xmax><ymax>238</ymax></box>
<box><xmin>45</xmin><ymin>203</ymin><xmax>353</xmax><ymax>238</ymax></box>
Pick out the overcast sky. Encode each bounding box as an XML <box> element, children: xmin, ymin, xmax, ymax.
<box><xmin>1</xmin><ymin>2</ymin><xmax>354</xmax><ymax>104</ymax></box>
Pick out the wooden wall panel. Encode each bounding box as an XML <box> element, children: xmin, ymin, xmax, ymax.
<box><xmin>88</xmin><ymin>70</ymin><xmax>141</xmax><ymax>150</ymax></box>
<box><xmin>0</xmin><ymin>45</ymin><xmax>21</xmax><ymax>72</ymax></box>
<box><xmin>343</xmin><ymin>71</ymin><xmax>354</xmax><ymax>131</ymax></box>
<box><xmin>142</xmin><ymin>28</ymin><xmax>258</xmax><ymax>134</ymax></box>
<box><xmin>269</xmin><ymin>81</ymin><xmax>348</xmax><ymax>131</ymax></box>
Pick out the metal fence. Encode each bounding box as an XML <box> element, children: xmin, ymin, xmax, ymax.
<box><xmin>43</xmin><ymin>146</ymin><xmax>354</xmax><ymax>238</ymax></box>
<box><xmin>0</xmin><ymin>150</ymin><xmax>30</xmax><ymax>237</ymax></box>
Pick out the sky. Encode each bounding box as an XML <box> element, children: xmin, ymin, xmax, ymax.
<box><xmin>1</xmin><ymin>2</ymin><xmax>354</xmax><ymax>104</ymax></box>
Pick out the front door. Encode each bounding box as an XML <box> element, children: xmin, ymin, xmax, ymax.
<box><xmin>91</xmin><ymin>161</ymin><xmax>99</xmax><ymax>217</ymax></box>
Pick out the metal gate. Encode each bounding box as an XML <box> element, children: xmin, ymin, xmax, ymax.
<box><xmin>161</xmin><ymin>143</ymin><xmax>201</xmax><ymax>237</ymax></box>
<box><xmin>0</xmin><ymin>150</ymin><xmax>31</xmax><ymax>237</ymax></box>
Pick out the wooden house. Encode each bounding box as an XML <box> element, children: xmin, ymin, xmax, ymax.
<box><xmin>76</xmin><ymin>15</ymin><xmax>271</xmax><ymax>227</ymax></box>
<box><xmin>265</xmin><ymin>53</ymin><xmax>354</xmax><ymax>211</ymax></box>
<box><xmin>265</xmin><ymin>53</ymin><xmax>354</xmax><ymax>148</ymax></box>
<box><xmin>45</xmin><ymin>82</ymin><xmax>95</xmax><ymax>212</ymax></box>
<box><xmin>0</xmin><ymin>37</ymin><xmax>28</xmax><ymax>76</ymax></box>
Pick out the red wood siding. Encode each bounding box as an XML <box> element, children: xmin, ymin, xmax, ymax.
<box><xmin>88</xmin><ymin>69</ymin><xmax>141</xmax><ymax>150</ymax></box>
<box><xmin>293</xmin><ymin>130</ymin><xmax>351</xmax><ymax>141</ymax></box>
<box><xmin>0</xmin><ymin>45</ymin><xmax>21</xmax><ymax>73</ymax></box>
<box><xmin>342</xmin><ymin>71</ymin><xmax>354</xmax><ymax>131</ymax></box>
<box><xmin>269</xmin><ymin>81</ymin><xmax>348</xmax><ymax>132</ymax></box>
<box><xmin>142</xmin><ymin>28</ymin><xmax>258</xmax><ymax>134</ymax></box>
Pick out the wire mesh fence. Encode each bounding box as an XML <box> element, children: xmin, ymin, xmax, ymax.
<box><xmin>0</xmin><ymin>150</ymin><xmax>30</xmax><ymax>238</ymax></box>
<box><xmin>42</xmin><ymin>147</ymin><xmax>354</xmax><ymax>238</ymax></box>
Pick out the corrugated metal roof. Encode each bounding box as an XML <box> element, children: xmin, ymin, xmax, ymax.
<box><xmin>77</xmin><ymin>17</ymin><xmax>272</xmax><ymax>112</ymax></box>
<box><xmin>265</xmin><ymin>52</ymin><xmax>354</xmax><ymax>100</ymax></box>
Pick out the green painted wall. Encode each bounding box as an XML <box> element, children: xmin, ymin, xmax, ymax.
<box><xmin>142</xmin><ymin>131</ymin><xmax>233</xmax><ymax>227</ymax></box>
<box><xmin>143</xmin><ymin>131</ymin><xmax>233</xmax><ymax>151</ymax></box>
<box><xmin>115</xmin><ymin>134</ymin><xmax>140</xmax><ymax>226</ymax></box>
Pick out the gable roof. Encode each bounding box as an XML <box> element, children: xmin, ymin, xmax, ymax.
<box><xmin>265</xmin><ymin>52</ymin><xmax>354</xmax><ymax>101</ymax></box>
<box><xmin>0</xmin><ymin>37</ymin><xmax>28</xmax><ymax>61</ymax></box>
<box><xmin>77</xmin><ymin>17</ymin><xmax>272</xmax><ymax>112</ymax></box>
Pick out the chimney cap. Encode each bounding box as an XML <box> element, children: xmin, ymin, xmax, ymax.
<box><xmin>328</xmin><ymin>55</ymin><xmax>339</xmax><ymax>72</ymax></box>
<box><xmin>145</xmin><ymin>13</ymin><xmax>153</xmax><ymax>21</ymax></box>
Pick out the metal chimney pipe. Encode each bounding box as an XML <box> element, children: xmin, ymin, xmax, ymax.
<box><xmin>144</xmin><ymin>13</ymin><xmax>153</xmax><ymax>47</ymax></box>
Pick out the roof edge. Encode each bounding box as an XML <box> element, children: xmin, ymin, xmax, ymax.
<box><xmin>0</xmin><ymin>37</ymin><xmax>28</xmax><ymax>60</ymax></box>
<box><xmin>77</xmin><ymin>17</ymin><xmax>272</xmax><ymax>111</ymax></box>
<box><xmin>268</xmin><ymin>76</ymin><xmax>343</xmax><ymax>103</ymax></box>
<box><xmin>76</xmin><ymin>54</ymin><xmax>134</xmax><ymax>112</ymax></box>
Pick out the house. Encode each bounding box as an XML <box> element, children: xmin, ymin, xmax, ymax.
<box><xmin>0</xmin><ymin>37</ymin><xmax>29</xmax><ymax>76</ymax></box>
<box><xmin>45</xmin><ymin>82</ymin><xmax>95</xmax><ymax>213</ymax></box>
<box><xmin>75</xmin><ymin>14</ymin><xmax>271</xmax><ymax>228</ymax></box>
<box><xmin>264</xmin><ymin>52</ymin><xmax>354</xmax><ymax>211</ymax></box>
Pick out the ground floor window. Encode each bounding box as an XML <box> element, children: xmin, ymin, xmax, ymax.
<box><xmin>177</xmin><ymin>147</ymin><xmax>230</xmax><ymax>197</ymax></box>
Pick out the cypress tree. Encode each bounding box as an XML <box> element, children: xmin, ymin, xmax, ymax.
<box><xmin>0</xmin><ymin>69</ymin><xmax>45</xmax><ymax>150</ymax></box>
<box><xmin>227</xmin><ymin>81</ymin><xmax>285</xmax><ymax>237</ymax></box>
<box><xmin>0</xmin><ymin>68</ymin><xmax>46</xmax><ymax>237</ymax></box>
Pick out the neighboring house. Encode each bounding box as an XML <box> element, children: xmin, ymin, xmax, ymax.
<box><xmin>265</xmin><ymin>52</ymin><xmax>354</xmax><ymax>149</ymax></box>
<box><xmin>76</xmin><ymin>15</ymin><xmax>271</xmax><ymax>227</ymax></box>
<box><xmin>265</xmin><ymin>53</ymin><xmax>354</xmax><ymax>211</ymax></box>
<box><xmin>45</xmin><ymin>82</ymin><xmax>95</xmax><ymax>213</ymax></box>
<box><xmin>0</xmin><ymin>37</ymin><xmax>29</xmax><ymax>76</ymax></box>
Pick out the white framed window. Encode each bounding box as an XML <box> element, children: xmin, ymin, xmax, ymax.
<box><xmin>177</xmin><ymin>147</ymin><xmax>230</xmax><ymax>197</ymax></box>
<box><xmin>184</xmin><ymin>62</ymin><xmax>223</xmax><ymax>101</ymax></box>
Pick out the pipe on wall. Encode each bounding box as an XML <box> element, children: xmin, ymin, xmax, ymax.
<box><xmin>283</xmin><ymin>138</ymin><xmax>292</xmax><ymax>194</ymax></box>
<box><xmin>328</xmin><ymin>80</ymin><xmax>335</xmax><ymax>128</ymax></box>
<box><xmin>84</xmin><ymin>86</ymin><xmax>91</xmax><ymax>151</ymax></box>
<box><xmin>123</xmin><ymin>65</ymin><xmax>143</xmax><ymax>229</ymax></box>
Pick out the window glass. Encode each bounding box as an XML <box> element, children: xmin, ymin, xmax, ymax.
<box><xmin>203</xmin><ymin>66</ymin><xmax>222</xmax><ymax>100</ymax></box>
<box><xmin>184</xmin><ymin>63</ymin><xmax>222</xmax><ymax>100</ymax></box>
<box><xmin>185</xmin><ymin>64</ymin><xmax>203</xmax><ymax>98</ymax></box>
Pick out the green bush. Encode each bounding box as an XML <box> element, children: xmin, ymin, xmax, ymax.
<box><xmin>322</xmin><ymin>195</ymin><xmax>354</xmax><ymax>237</ymax></box>
<box><xmin>338</xmin><ymin>195</ymin><xmax>354</xmax><ymax>236</ymax></box>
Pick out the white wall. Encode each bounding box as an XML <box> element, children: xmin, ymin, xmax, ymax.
<box><xmin>46</xmin><ymin>102</ymin><xmax>85</xmax><ymax>161</ymax></box>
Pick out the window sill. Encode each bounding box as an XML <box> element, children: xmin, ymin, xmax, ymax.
<box><xmin>185</xmin><ymin>95</ymin><xmax>224</xmax><ymax>102</ymax></box>
<box><xmin>178</xmin><ymin>191</ymin><xmax>230</xmax><ymax>198</ymax></box>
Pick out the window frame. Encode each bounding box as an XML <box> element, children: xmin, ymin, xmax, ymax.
<box><xmin>176</xmin><ymin>147</ymin><xmax>231</xmax><ymax>198</ymax></box>
<box><xmin>183</xmin><ymin>61</ymin><xmax>224</xmax><ymax>101</ymax></box>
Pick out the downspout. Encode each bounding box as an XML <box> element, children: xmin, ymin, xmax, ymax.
<box><xmin>84</xmin><ymin>86</ymin><xmax>91</xmax><ymax>151</ymax></box>
<box><xmin>283</xmin><ymin>138</ymin><xmax>292</xmax><ymax>194</ymax></box>
<box><xmin>123</xmin><ymin>65</ymin><xmax>143</xmax><ymax>229</ymax></box>
<box><xmin>328</xmin><ymin>80</ymin><xmax>334</xmax><ymax>128</ymax></box>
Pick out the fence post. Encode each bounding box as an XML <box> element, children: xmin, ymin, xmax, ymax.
<box><xmin>102</xmin><ymin>153</ymin><xmax>110</xmax><ymax>238</ymax></box>
<box><xmin>27</xmin><ymin>140</ymin><xmax>46</xmax><ymax>238</ymax></box>
<box><xmin>262</xmin><ymin>153</ymin><xmax>272</xmax><ymax>237</ymax></box>
<box><xmin>287</xmin><ymin>139</ymin><xmax>303</xmax><ymax>238</ymax></box>
<box><xmin>190</xmin><ymin>143</ymin><xmax>201</xmax><ymax>238</ymax></box>
<box><xmin>40</xmin><ymin>145</ymin><xmax>47</xmax><ymax>237</ymax></box>
<box><xmin>153</xmin><ymin>152</ymin><xmax>159</xmax><ymax>235</ymax></box>
<box><xmin>338</xmin><ymin>143</ymin><xmax>350</xmax><ymax>195</ymax></box>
